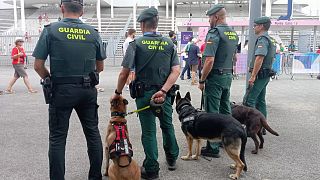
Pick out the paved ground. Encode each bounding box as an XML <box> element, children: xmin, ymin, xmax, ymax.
<box><xmin>0</xmin><ymin>66</ymin><xmax>320</xmax><ymax>180</ymax></box>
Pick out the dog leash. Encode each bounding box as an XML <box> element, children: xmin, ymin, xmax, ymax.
<box><xmin>126</xmin><ymin>105</ymin><xmax>150</xmax><ymax>116</ymax></box>
<box><xmin>200</xmin><ymin>91</ymin><xmax>204</xmax><ymax>110</ymax></box>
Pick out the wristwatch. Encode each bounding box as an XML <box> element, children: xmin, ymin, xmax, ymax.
<box><xmin>199</xmin><ymin>80</ymin><xmax>205</xmax><ymax>84</ymax></box>
<box><xmin>115</xmin><ymin>89</ymin><xmax>122</xmax><ymax>95</ymax></box>
<box><xmin>160</xmin><ymin>89</ymin><xmax>167</xmax><ymax>94</ymax></box>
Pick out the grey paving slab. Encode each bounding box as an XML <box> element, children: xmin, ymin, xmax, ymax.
<box><xmin>0</xmin><ymin>66</ymin><xmax>320</xmax><ymax>180</ymax></box>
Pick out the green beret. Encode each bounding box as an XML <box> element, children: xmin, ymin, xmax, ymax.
<box><xmin>254</xmin><ymin>16</ymin><xmax>271</xmax><ymax>24</ymax></box>
<box><xmin>61</xmin><ymin>0</ymin><xmax>83</xmax><ymax>5</ymax></box>
<box><xmin>137</xmin><ymin>7</ymin><xmax>158</xmax><ymax>22</ymax></box>
<box><xmin>206</xmin><ymin>4</ymin><xmax>224</xmax><ymax>16</ymax></box>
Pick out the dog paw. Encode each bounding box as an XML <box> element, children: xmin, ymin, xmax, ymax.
<box><xmin>229</xmin><ymin>174</ymin><xmax>239</xmax><ymax>180</ymax></box>
<box><xmin>251</xmin><ymin>150</ymin><xmax>258</xmax><ymax>154</ymax></box>
<box><xmin>181</xmin><ymin>156</ymin><xmax>191</xmax><ymax>160</ymax></box>
<box><xmin>259</xmin><ymin>145</ymin><xmax>263</xmax><ymax>149</ymax></box>
<box><xmin>191</xmin><ymin>155</ymin><xmax>199</xmax><ymax>160</ymax></box>
<box><xmin>230</xmin><ymin>164</ymin><xmax>236</xmax><ymax>170</ymax></box>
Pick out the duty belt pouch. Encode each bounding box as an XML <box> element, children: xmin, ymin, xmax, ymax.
<box><xmin>257</xmin><ymin>69</ymin><xmax>270</xmax><ymax>79</ymax></box>
<box><xmin>268</xmin><ymin>69</ymin><xmax>276</xmax><ymax>77</ymax></box>
<box><xmin>129</xmin><ymin>80</ymin><xmax>145</xmax><ymax>99</ymax></box>
<box><xmin>41</xmin><ymin>77</ymin><xmax>52</xmax><ymax>104</ymax></box>
<box><xmin>83</xmin><ymin>76</ymin><xmax>91</xmax><ymax>88</ymax></box>
<box><xmin>89</xmin><ymin>72</ymin><xmax>99</xmax><ymax>87</ymax></box>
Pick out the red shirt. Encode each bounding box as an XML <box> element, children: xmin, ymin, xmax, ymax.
<box><xmin>316</xmin><ymin>49</ymin><xmax>320</xmax><ymax>54</ymax></box>
<box><xmin>11</xmin><ymin>47</ymin><xmax>26</xmax><ymax>65</ymax></box>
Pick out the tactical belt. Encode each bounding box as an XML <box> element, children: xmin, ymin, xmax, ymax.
<box><xmin>211</xmin><ymin>68</ymin><xmax>233</xmax><ymax>75</ymax></box>
<box><xmin>52</xmin><ymin>76</ymin><xmax>90</xmax><ymax>84</ymax></box>
<box><xmin>249</xmin><ymin>68</ymin><xmax>271</xmax><ymax>73</ymax></box>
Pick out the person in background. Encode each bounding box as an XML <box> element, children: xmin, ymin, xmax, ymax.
<box><xmin>123</xmin><ymin>28</ymin><xmax>136</xmax><ymax>90</ymax></box>
<box><xmin>288</xmin><ymin>40</ymin><xmax>296</xmax><ymax>52</ymax></box>
<box><xmin>242</xmin><ymin>39</ymin><xmax>249</xmax><ymax>54</ymax></box>
<box><xmin>5</xmin><ymin>38</ymin><xmax>37</xmax><ymax>94</ymax></box>
<box><xmin>38</xmin><ymin>14</ymin><xmax>43</xmax><ymax>25</ymax></box>
<box><xmin>187</xmin><ymin>38</ymin><xmax>201</xmax><ymax>85</ymax></box>
<box><xmin>316</xmin><ymin>45</ymin><xmax>320</xmax><ymax>54</ymax></box>
<box><xmin>180</xmin><ymin>37</ymin><xmax>192</xmax><ymax>80</ymax></box>
<box><xmin>199</xmin><ymin>42</ymin><xmax>206</xmax><ymax>79</ymax></box>
<box><xmin>169</xmin><ymin>31</ymin><xmax>177</xmax><ymax>46</ymax></box>
<box><xmin>316</xmin><ymin>45</ymin><xmax>320</xmax><ymax>80</ymax></box>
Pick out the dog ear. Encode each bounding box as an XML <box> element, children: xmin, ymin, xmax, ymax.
<box><xmin>123</xmin><ymin>99</ymin><xmax>128</xmax><ymax>105</ymax></box>
<box><xmin>185</xmin><ymin>92</ymin><xmax>191</xmax><ymax>101</ymax></box>
<box><xmin>176</xmin><ymin>91</ymin><xmax>181</xmax><ymax>103</ymax></box>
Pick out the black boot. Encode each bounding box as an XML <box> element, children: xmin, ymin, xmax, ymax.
<box><xmin>200</xmin><ymin>147</ymin><xmax>220</xmax><ymax>158</ymax></box>
<box><xmin>141</xmin><ymin>167</ymin><xmax>159</xmax><ymax>180</ymax></box>
<box><xmin>166</xmin><ymin>158</ymin><xmax>176</xmax><ymax>171</ymax></box>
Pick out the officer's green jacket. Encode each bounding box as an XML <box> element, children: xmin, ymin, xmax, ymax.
<box><xmin>122</xmin><ymin>32</ymin><xmax>179</xmax><ymax>85</ymax></box>
<box><xmin>32</xmin><ymin>18</ymin><xmax>106</xmax><ymax>77</ymax></box>
<box><xmin>250</xmin><ymin>32</ymin><xmax>276</xmax><ymax>69</ymax></box>
<box><xmin>203</xmin><ymin>24</ymin><xmax>239</xmax><ymax>78</ymax></box>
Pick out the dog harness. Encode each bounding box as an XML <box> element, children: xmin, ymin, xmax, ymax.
<box><xmin>109</xmin><ymin>122</ymin><xmax>133</xmax><ymax>167</ymax></box>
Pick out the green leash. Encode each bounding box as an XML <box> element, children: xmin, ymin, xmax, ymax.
<box><xmin>126</xmin><ymin>105</ymin><xmax>150</xmax><ymax>116</ymax></box>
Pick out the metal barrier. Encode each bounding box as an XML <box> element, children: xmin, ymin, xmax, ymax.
<box><xmin>233</xmin><ymin>53</ymin><xmax>320</xmax><ymax>80</ymax></box>
<box><xmin>291</xmin><ymin>52</ymin><xmax>320</xmax><ymax>79</ymax></box>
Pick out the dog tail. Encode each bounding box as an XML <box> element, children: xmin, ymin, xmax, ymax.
<box><xmin>260</xmin><ymin>117</ymin><xmax>279</xmax><ymax>136</ymax></box>
<box><xmin>240</xmin><ymin>134</ymin><xmax>247</xmax><ymax>171</ymax></box>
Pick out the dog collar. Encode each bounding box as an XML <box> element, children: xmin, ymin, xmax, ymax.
<box><xmin>111</xmin><ymin>111</ymin><xmax>126</xmax><ymax>118</ymax></box>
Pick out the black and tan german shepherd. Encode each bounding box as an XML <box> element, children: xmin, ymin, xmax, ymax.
<box><xmin>175</xmin><ymin>92</ymin><xmax>247</xmax><ymax>180</ymax></box>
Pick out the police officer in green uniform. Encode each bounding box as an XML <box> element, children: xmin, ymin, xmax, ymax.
<box><xmin>33</xmin><ymin>1</ymin><xmax>106</xmax><ymax>179</ymax></box>
<box><xmin>198</xmin><ymin>4</ymin><xmax>239</xmax><ymax>158</ymax></box>
<box><xmin>243</xmin><ymin>17</ymin><xmax>276</xmax><ymax>132</ymax></box>
<box><xmin>112</xmin><ymin>7</ymin><xmax>180</xmax><ymax>180</ymax></box>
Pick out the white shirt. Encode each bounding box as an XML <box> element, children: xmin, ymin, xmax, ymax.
<box><xmin>123</xmin><ymin>37</ymin><xmax>134</xmax><ymax>55</ymax></box>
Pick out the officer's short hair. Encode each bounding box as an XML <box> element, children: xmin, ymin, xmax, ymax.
<box><xmin>262</xmin><ymin>22</ymin><xmax>271</xmax><ymax>31</ymax></box>
<box><xmin>143</xmin><ymin>16</ymin><xmax>159</xmax><ymax>29</ymax></box>
<box><xmin>127</xmin><ymin>29</ymin><xmax>136</xmax><ymax>36</ymax></box>
<box><xmin>62</xmin><ymin>2</ymin><xmax>83</xmax><ymax>14</ymax></box>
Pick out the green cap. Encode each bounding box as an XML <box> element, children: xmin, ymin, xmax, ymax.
<box><xmin>254</xmin><ymin>16</ymin><xmax>271</xmax><ymax>24</ymax></box>
<box><xmin>206</xmin><ymin>4</ymin><xmax>224</xmax><ymax>16</ymax></box>
<box><xmin>137</xmin><ymin>7</ymin><xmax>158</xmax><ymax>22</ymax></box>
<box><xmin>61</xmin><ymin>0</ymin><xmax>83</xmax><ymax>5</ymax></box>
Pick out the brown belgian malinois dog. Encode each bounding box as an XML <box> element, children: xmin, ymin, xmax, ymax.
<box><xmin>105</xmin><ymin>96</ymin><xmax>140</xmax><ymax>180</ymax></box>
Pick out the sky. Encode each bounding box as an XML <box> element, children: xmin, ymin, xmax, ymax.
<box><xmin>275</xmin><ymin>0</ymin><xmax>320</xmax><ymax>16</ymax></box>
<box><xmin>0</xmin><ymin>0</ymin><xmax>319</xmax><ymax>16</ymax></box>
